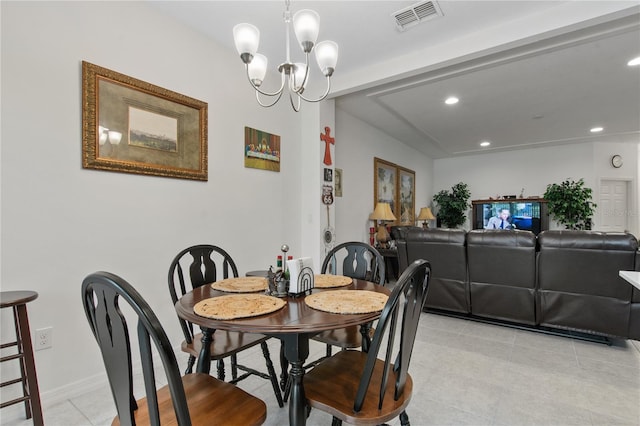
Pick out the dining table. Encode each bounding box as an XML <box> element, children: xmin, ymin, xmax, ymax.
<box><xmin>174</xmin><ymin>278</ymin><xmax>390</xmax><ymax>426</ymax></box>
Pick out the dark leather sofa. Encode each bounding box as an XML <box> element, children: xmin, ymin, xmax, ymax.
<box><xmin>395</xmin><ymin>228</ymin><xmax>639</xmax><ymax>341</ymax></box>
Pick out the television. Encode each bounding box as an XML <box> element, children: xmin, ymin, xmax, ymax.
<box><xmin>471</xmin><ymin>199</ymin><xmax>548</xmax><ymax>235</ymax></box>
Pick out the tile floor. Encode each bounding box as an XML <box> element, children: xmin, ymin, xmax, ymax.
<box><xmin>2</xmin><ymin>313</ymin><xmax>639</xmax><ymax>426</ymax></box>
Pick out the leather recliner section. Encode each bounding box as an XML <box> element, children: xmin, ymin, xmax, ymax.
<box><xmin>467</xmin><ymin>230</ymin><xmax>537</xmax><ymax>325</ymax></box>
<box><xmin>398</xmin><ymin>228</ymin><xmax>469</xmax><ymax>314</ymax></box>
<box><xmin>538</xmin><ymin>230</ymin><xmax>637</xmax><ymax>337</ymax></box>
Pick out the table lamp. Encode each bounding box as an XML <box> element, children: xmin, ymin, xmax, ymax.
<box><xmin>369</xmin><ymin>202</ymin><xmax>397</xmax><ymax>248</ymax></box>
<box><xmin>416</xmin><ymin>207</ymin><xmax>436</xmax><ymax>229</ymax></box>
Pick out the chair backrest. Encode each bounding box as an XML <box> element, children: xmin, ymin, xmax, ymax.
<box><xmin>353</xmin><ymin>259</ymin><xmax>431</xmax><ymax>412</ymax></box>
<box><xmin>168</xmin><ymin>245</ymin><xmax>239</xmax><ymax>344</ymax></box>
<box><xmin>321</xmin><ymin>242</ymin><xmax>385</xmax><ymax>286</ymax></box>
<box><xmin>82</xmin><ymin>271</ymin><xmax>191</xmax><ymax>426</ymax></box>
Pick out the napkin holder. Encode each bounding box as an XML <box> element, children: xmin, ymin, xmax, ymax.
<box><xmin>287</xmin><ymin>257</ymin><xmax>315</xmax><ymax>296</ymax></box>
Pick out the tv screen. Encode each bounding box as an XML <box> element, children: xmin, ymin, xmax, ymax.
<box><xmin>474</xmin><ymin>201</ymin><xmax>543</xmax><ymax>234</ymax></box>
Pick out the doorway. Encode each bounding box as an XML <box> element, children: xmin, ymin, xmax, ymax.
<box><xmin>598</xmin><ymin>179</ymin><xmax>631</xmax><ymax>232</ymax></box>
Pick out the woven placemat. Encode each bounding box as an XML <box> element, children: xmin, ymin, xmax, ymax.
<box><xmin>194</xmin><ymin>294</ymin><xmax>285</xmax><ymax>320</ymax></box>
<box><xmin>305</xmin><ymin>290</ymin><xmax>388</xmax><ymax>314</ymax></box>
<box><xmin>211</xmin><ymin>277</ymin><xmax>268</xmax><ymax>293</ymax></box>
<box><xmin>314</xmin><ymin>274</ymin><xmax>353</xmax><ymax>288</ymax></box>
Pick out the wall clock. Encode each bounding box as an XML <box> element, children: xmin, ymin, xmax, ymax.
<box><xmin>611</xmin><ymin>154</ymin><xmax>623</xmax><ymax>168</ymax></box>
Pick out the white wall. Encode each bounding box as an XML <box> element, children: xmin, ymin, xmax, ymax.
<box><xmin>433</xmin><ymin>139</ymin><xmax>639</xmax><ymax>235</ymax></box>
<box><xmin>0</xmin><ymin>1</ymin><xmax>303</xmax><ymax>400</ymax></box>
<box><xmin>334</xmin><ymin>108</ymin><xmax>433</xmax><ymax>243</ymax></box>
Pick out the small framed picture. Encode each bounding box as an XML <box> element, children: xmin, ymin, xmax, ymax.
<box><xmin>324</xmin><ymin>168</ymin><xmax>333</xmax><ymax>182</ymax></box>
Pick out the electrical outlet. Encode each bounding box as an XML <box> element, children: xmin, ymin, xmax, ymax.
<box><xmin>35</xmin><ymin>327</ymin><xmax>53</xmax><ymax>351</ymax></box>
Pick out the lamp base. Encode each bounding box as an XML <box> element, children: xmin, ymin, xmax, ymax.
<box><xmin>375</xmin><ymin>224</ymin><xmax>390</xmax><ymax>248</ymax></box>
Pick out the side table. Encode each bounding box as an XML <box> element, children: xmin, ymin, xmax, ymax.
<box><xmin>377</xmin><ymin>248</ymin><xmax>399</xmax><ymax>283</ymax></box>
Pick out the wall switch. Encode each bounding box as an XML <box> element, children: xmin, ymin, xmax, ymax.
<box><xmin>35</xmin><ymin>327</ymin><xmax>53</xmax><ymax>350</ymax></box>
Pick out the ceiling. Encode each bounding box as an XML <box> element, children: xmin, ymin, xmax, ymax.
<box><xmin>149</xmin><ymin>1</ymin><xmax>640</xmax><ymax>158</ymax></box>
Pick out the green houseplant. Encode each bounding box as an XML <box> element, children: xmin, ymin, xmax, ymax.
<box><xmin>433</xmin><ymin>182</ymin><xmax>471</xmax><ymax>228</ymax></box>
<box><xmin>543</xmin><ymin>178</ymin><xmax>596</xmax><ymax>230</ymax></box>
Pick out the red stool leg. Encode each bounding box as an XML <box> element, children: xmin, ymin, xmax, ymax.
<box><xmin>15</xmin><ymin>304</ymin><xmax>44</xmax><ymax>426</ymax></box>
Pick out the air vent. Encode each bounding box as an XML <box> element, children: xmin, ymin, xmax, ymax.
<box><xmin>392</xmin><ymin>1</ymin><xmax>443</xmax><ymax>32</ymax></box>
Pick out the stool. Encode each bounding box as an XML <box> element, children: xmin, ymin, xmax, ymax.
<box><xmin>1</xmin><ymin>291</ymin><xmax>44</xmax><ymax>426</ymax></box>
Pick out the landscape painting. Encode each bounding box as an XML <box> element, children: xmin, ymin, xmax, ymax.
<box><xmin>128</xmin><ymin>107</ymin><xmax>178</xmax><ymax>152</ymax></box>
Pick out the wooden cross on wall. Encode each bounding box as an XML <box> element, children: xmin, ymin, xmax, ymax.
<box><xmin>320</xmin><ymin>126</ymin><xmax>335</xmax><ymax>166</ymax></box>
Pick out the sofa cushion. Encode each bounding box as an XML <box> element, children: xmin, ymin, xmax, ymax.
<box><xmin>467</xmin><ymin>230</ymin><xmax>537</xmax><ymax>324</ymax></box>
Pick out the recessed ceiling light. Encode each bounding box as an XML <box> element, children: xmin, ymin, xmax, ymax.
<box><xmin>628</xmin><ymin>56</ymin><xmax>640</xmax><ymax>66</ymax></box>
<box><xmin>445</xmin><ymin>96</ymin><xmax>459</xmax><ymax>105</ymax></box>
<box><xmin>480</xmin><ymin>141</ymin><xmax>491</xmax><ymax>147</ymax></box>
<box><xmin>590</xmin><ymin>127</ymin><xmax>604</xmax><ymax>133</ymax></box>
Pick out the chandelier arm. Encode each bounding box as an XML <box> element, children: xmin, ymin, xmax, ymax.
<box><xmin>245</xmin><ymin>64</ymin><xmax>286</xmax><ymax>98</ymax></box>
<box><xmin>288</xmin><ymin>91</ymin><xmax>302</xmax><ymax>112</ymax></box>
<box><xmin>296</xmin><ymin>76</ymin><xmax>332</xmax><ymax>103</ymax></box>
<box><xmin>256</xmin><ymin>89</ymin><xmax>285</xmax><ymax>108</ymax></box>
<box><xmin>293</xmin><ymin>53</ymin><xmax>312</xmax><ymax>95</ymax></box>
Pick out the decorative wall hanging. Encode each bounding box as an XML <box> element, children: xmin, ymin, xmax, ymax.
<box><xmin>244</xmin><ymin>126</ymin><xmax>281</xmax><ymax>172</ymax></box>
<box><xmin>373</xmin><ymin>157</ymin><xmax>415</xmax><ymax>226</ymax></box>
<box><xmin>82</xmin><ymin>61</ymin><xmax>207</xmax><ymax>180</ymax></box>
<box><xmin>398</xmin><ymin>167</ymin><xmax>416</xmax><ymax>225</ymax></box>
<box><xmin>324</xmin><ymin>168</ymin><xmax>333</xmax><ymax>182</ymax></box>
<box><xmin>320</xmin><ymin>126</ymin><xmax>335</xmax><ymax>166</ymax></box>
<box><xmin>334</xmin><ymin>168</ymin><xmax>343</xmax><ymax>197</ymax></box>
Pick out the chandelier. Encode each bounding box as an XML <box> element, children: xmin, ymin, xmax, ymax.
<box><xmin>232</xmin><ymin>0</ymin><xmax>338</xmax><ymax>111</ymax></box>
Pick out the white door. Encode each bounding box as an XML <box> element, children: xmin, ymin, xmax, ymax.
<box><xmin>599</xmin><ymin>179</ymin><xmax>629</xmax><ymax>232</ymax></box>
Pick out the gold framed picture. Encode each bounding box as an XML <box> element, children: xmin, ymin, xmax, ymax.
<box><xmin>398</xmin><ymin>167</ymin><xmax>416</xmax><ymax>225</ymax></box>
<box><xmin>374</xmin><ymin>157</ymin><xmax>398</xmax><ymax>224</ymax></box>
<box><xmin>82</xmin><ymin>61</ymin><xmax>208</xmax><ymax>180</ymax></box>
<box><xmin>373</xmin><ymin>157</ymin><xmax>415</xmax><ymax>225</ymax></box>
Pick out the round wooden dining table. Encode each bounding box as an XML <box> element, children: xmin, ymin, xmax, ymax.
<box><xmin>174</xmin><ymin>278</ymin><xmax>390</xmax><ymax>426</ymax></box>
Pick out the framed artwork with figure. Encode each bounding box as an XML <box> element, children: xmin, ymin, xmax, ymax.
<box><xmin>398</xmin><ymin>167</ymin><xmax>416</xmax><ymax>225</ymax></box>
<box><xmin>373</xmin><ymin>157</ymin><xmax>398</xmax><ymax>224</ymax></box>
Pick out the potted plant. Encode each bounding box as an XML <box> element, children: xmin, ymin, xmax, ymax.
<box><xmin>433</xmin><ymin>182</ymin><xmax>471</xmax><ymax>228</ymax></box>
<box><xmin>543</xmin><ymin>178</ymin><xmax>597</xmax><ymax>230</ymax></box>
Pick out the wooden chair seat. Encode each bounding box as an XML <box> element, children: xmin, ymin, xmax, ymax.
<box><xmin>304</xmin><ymin>351</ymin><xmax>412</xmax><ymax>425</ymax></box>
<box><xmin>112</xmin><ymin>373</ymin><xmax>266</xmax><ymax>426</ymax></box>
<box><xmin>311</xmin><ymin>325</ymin><xmax>374</xmax><ymax>349</ymax></box>
<box><xmin>182</xmin><ymin>332</ymin><xmax>269</xmax><ymax>359</ymax></box>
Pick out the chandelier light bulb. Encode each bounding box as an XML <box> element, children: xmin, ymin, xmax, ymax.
<box><xmin>315</xmin><ymin>41</ymin><xmax>338</xmax><ymax>76</ymax></box>
<box><xmin>233</xmin><ymin>23</ymin><xmax>260</xmax><ymax>63</ymax></box>
<box><xmin>248</xmin><ymin>54</ymin><xmax>268</xmax><ymax>87</ymax></box>
<box><xmin>293</xmin><ymin>9</ymin><xmax>319</xmax><ymax>53</ymax></box>
<box><xmin>291</xmin><ymin>63</ymin><xmax>308</xmax><ymax>92</ymax></box>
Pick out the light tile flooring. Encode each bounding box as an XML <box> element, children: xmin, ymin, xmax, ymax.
<box><xmin>2</xmin><ymin>313</ymin><xmax>639</xmax><ymax>425</ymax></box>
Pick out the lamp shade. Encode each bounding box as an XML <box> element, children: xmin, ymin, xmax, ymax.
<box><xmin>315</xmin><ymin>40</ymin><xmax>338</xmax><ymax>76</ymax></box>
<box><xmin>293</xmin><ymin>9</ymin><xmax>319</xmax><ymax>52</ymax></box>
<box><xmin>233</xmin><ymin>23</ymin><xmax>260</xmax><ymax>59</ymax></box>
<box><xmin>370</xmin><ymin>202</ymin><xmax>397</xmax><ymax>221</ymax></box>
<box><xmin>417</xmin><ymin>207</ymin><xmax>436</xmax><ymax>221</ymax></box>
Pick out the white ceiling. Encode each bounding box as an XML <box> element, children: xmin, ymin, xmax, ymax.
<box><xmin>149</xmin><ymin>1</ymin><xmax>640</xmax><ymax>158</ymax></box>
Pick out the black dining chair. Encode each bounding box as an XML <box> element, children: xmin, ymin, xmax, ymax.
<box><xmin>303</xmin><ymin>259</ymin><xmax>431</xmax><ymax>425</ymax></box>
<box><xmin>82</xmin><ymin>271</ymin><xmax>267</xmax><ymax>426</ymax></box>
<box><xmin>282</xmin><ymin>242</ymin><xmax>386</xmax><ymax>401</ymax></box>
<box><xmin>312</xmin><ymin>241</ymin><xmax>386</xmax><ymax>358</ymax></box>
<box><xmin>168</xmin><ymin>244</ymin><xmax>283</xmax><ymax>407</ymax></box>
